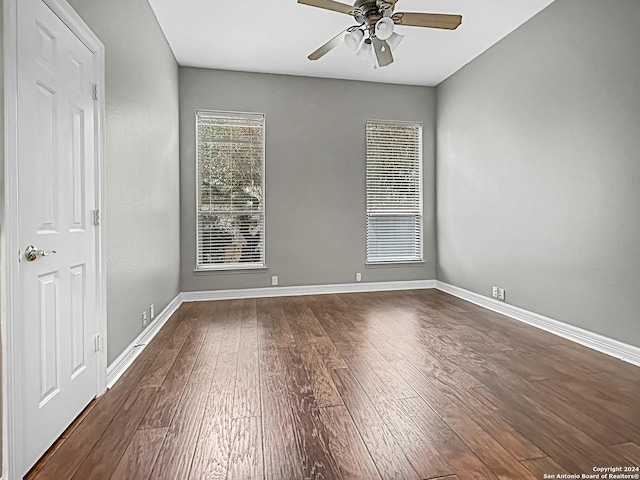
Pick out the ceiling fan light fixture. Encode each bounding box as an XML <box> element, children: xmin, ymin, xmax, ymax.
<box><xmin>375</xmin><ymin>17</ymin><xmax>394</xmax><ymax>40</ymax></box>
<box><xmin>356</xmin><ymin>39</ymin><xmax>373</xmax><ymax>61</ymax></box>
<box><xmin>387</xmin><ymin>32</ymin><xmax>404</xmax><ymax>50</ymax></box>
<box><xmin>344</xmin><ymin>29</ymin><xmax>364</xmax><ymax>51</ymax></box>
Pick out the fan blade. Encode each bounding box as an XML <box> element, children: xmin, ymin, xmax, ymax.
<box><xmin>371</xmin><ymin>36</ymin><xmax>394</xmax><ymax>67</ymax></box>
<box><xmin>298</xmin><ymin>0</ymin><xmax>354</xmax><ymax>15</ymax></box>
<box><xmin>392</xmin><ymin>12</ymin><xmax>462</xmax><ymax>30</ymax></box>
<box><xmin>308</xmin><ymin>30</ymin><xmax>348</xmax><ymax>60</ymax></box>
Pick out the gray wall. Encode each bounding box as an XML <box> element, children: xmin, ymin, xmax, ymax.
<box><xmin>436</xmin><ymin>0</ymin><xmax>640</xmax><ymax>347</ymax></box>
<box><xmin>179</xmin><ymin>68</ymin><xmax>436</xmax><ymax>292</ymax></box>
<box><xmin>67</xmin><ymin>0</ymin><xmax>181</xmax><ymax>363</ymax></box>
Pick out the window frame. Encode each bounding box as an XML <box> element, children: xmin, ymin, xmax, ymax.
<box><xmin>365</xmin><ymin>119</ymin><xmax>424</xmax><ymax>265</ymax></box>
<box><xmin>194</xmin><ymin>109</ymin><xmax>267</xmax><ymax>272</ymax></box>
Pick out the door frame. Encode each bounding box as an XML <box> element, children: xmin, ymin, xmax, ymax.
<box><xmin>1</xmin><ymin>0</ymin><xmax>107</xmax><ymax>477</ymax></box>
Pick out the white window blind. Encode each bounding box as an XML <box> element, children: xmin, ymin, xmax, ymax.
<box><xmin>366</xmin><ymin>120</ymin><xmax>423</xmax><ymax>263</ymax></box>
<box><xmin>196</xmin><ymin>111</ymin><xmax>265</xmax><ymax>270</ymax></box>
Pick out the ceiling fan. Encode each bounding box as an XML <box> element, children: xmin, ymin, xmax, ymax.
<box><xmin>298</xmin><ymin>0</ymin><xmax>462</xmax><ymax>68</ymax></box>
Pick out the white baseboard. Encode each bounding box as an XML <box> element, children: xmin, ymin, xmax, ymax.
<box><xmin>106</xmin><ymin>293</ymin><xmax>183</xmax><ymax>388</ymax></box>
<box><xmin>436</xmin><ymin>281</ymin><xmax>640</xmax><ymax>367</ymax></box>
<box><xmin>181</xmin><ymin>279</ymin><xmax>436</xmax><ymax>302</ymax></box>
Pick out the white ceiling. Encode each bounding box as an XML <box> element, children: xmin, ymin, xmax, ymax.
<box><xmin>148</xmin><ymin>0</ymin><xmax>556</xmax><ymax>87</ymax></box>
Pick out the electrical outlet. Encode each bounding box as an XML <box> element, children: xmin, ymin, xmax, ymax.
<box><xmin>271</xmin><ymin>275</ymin><xmax>278</xmax><ymax>286</ymax></box>
<box><xmin>142</xmin><ymin>311</ymin><xmax>148</xmax><ymax>327</ymax></box>
<box><xmin>150</xmin><ymin>304</ymin><xmax>155</xmax><ymax>319</ymax></box>
<box><xmin>356</xmin><ymin>272</ymin><xmax>362</xmax><ymax>282</ymax></box>
<box><xmin>492</xmin><ymin>286</ymin><xmax>498</xmax><ymax>298</ymax></box>
<box><xmin>498</xmin><ymin>288</ymin><xmax>506</xmax><ymax>302</ymax></box>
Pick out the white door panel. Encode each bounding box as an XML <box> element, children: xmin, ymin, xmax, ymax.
<box><xmin>16</xmin><ymin>0</ymin><xmax>99</xmax><ymax>474</ymax></box>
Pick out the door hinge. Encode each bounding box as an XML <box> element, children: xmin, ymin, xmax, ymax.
<box><xmin>92</xmin><ymin>83</ymin><xmax>98</xmax><ymax>101</ymax></box>
<box><xmin>92</xmin><ymin>209</ymin><xmax>100</xmax><ymax>226</ymax></box>
<box><xmin>94</xmin><ymin>335</ymin><xmax>103</xmax><ymax>352</ymax></box>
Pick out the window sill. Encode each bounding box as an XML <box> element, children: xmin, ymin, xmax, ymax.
<box><xmin>194</xmin><ymin>265</ymin><xmax>268</xmax><ymax>275</ymax></box>
<box><xmin>365</xmin><ymin>261</ymin><xmax>425</xmax><ymax>268</ymax></box>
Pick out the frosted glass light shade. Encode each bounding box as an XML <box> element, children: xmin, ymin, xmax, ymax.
<box><xmin>345</xmin><ymin>29</ymin><xmax>364</xmax><ymax>51</ymax></box>
<box><xmin>356</xmin><ymin>41</ymin><xmax>373</xmax><ymax>60</ymax></box>
<box><xmin>387</xmin><ymin>32</ymin><xmax>404</xmax><ymax>50</ymax></box>
<box><xmin>375</xmin><ymin>17</ymin><xmax>394</xmax><ymax>40</ymax></box>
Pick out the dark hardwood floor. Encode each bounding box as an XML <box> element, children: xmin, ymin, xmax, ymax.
<box><xmin>27</xmin><ymin>290</ymin><xmax>640</xmax><ymax>479</ymax></box>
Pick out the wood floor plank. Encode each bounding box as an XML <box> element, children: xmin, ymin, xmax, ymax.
<box><xmin>425</xmin><ymin>291</ymin><xmax>575</xmax><ymax>350</ymax></box>
<box><xmin>282</xmin><ymin>295</ymin><xmax>330</xmax><ymax>345</ymax></box>
<box><xmin>71</xmin><ymin>387</ymin><xmax>158</xmax><ymax>479</ymax></box>
<box><xmin>376</xmin><ymin>398</ymin><xmax>455</xmax><ymax>479</ymax></box>
<box><xmin>340</xmin><ymin>339</ymin><xmax>420</xmax><ymax>401</ymax></box>
<box><xmin>397</xmin><ymin>397</ymin><xmax>500</xmax><ymax>480</ymax></box>
<box><xmin>110</xmin><ymin>428</ymin><xmax>168</xmax><ymax>480</ymax></box>
<box><xmin>228</xmin><ymin>416</ymin><xmax>264</xmax><ymax>480</ymax></box>
<box><xmin>430</xmin><ymin>403</ymin><xmax>535</xmax><ymax>479</ymax></box>
<box><xmin>139</xmin><ymin>347</ymin><xmax>183</xmax><ymax>388</ymax></box>
<box><xmin>332</xmin><ymin>367</ymin><xmax>421</xmax><ymax>480</ymax></box>
<box><xmin>266</xmin><ymin>297</ymin><xmax>296</xmax><ymax>348</ymax></box>
<box><xmin>188</xmin><ymin>300</ymin><xmax>243</xmax><ymax>480</ymax></box>
<box><xmin>414</xmin><ymin>310</ymin><xmax>514</xmax><ymax>355</ymax></box>
<box><xmin>550</xmin><ymin>344</ymin><xmax>640</xmax><ymax>382</ymax></box>
<box><xmin>233</xmin><ymin>299</ymin><xmax>261</xmax><ymax>418</ymax></box>
<box><xmin>164</xmin><ymin>316</ymin><xmax>198</xmax><ymax>350</ymax></box>
<box><xmin>451</xmin><ymin>351</ymin><xmax>627</xmax><ymax>446</ymax></box>
<box><xmin>399</xmin><ymin>354</ymin><xmax>545</xmax><ymax>462</ymax></box>
<box><xmin>317</xmin><ymin>405</ymin><xmax>382</xmax><ymax>480</ymax></box>
<box><xmin>353</xmin><ymin>306</ymin><xmax>485</xmax><ymax>391</ymax></box>
<box><xmin>520</xmin><ymin>342</ymin><xmax>599</xmax><ymax>376</ymax></box>
<box><xmin>277</xmin><ymin>346</ymin><xmax>343</xmax><ymax>479</ymax></box>
<box><xmin>140</xmin><ymin>327</ymin><xmax>206</xmax><ymax>428</ymax></box>
<box><xmin>24</xmin><ymin>439</ymin><xmax>66</xmax><ymax>480</ymax></box>
<box><xmin>337</xmin><ymin>342</ymin><xmax>419</xmax><ymax>402</ymax></box>
<box><xmin>383</xmin><ymin>358</ymin><xmax>536</xmax><ymax>479</ymax></box>
<box><xmin>134</xmin><ymin>314</ymin><xmax>197</xmax><ymax>390</ymax></box>
<box><xmin>308</xmin><ymin>294</ymin><xmax>365</xmax><ymax>347</ymax></box>
<box><xmin>520</xmin><ymin>456</ymin><xmax>568</xmax><ymax>477</ymax></box>
<box><xmin>524</xmin><ymin>379</ymin><xmax>628</xmax><ymax>445</ymax></box>
<box><xmin>260</xmin><ymin>343</ymin><xmax>306</xmax><ymax>480</ymax></box>
<box><xmin>190</xmin><ymin>300</ymin><xmax>218</xmax><ymax>331</ymax></box>
<box><xmin>540</xmin><ymin>378</ymin><xmax>640</xmax><ymax>442</ymax></box>
<box><xmin>314</xmin><ymin>336</ymin><xmax>348</xmax><ymax>370</ymax></box>
<box><xmin>610</xmin><ymin>442</ymin><xmax>640</xmax><ymax>464</ymax></box>
<box><xmin>298</xmin><ymin>298</ymin><xmax>349</xmax><ymax>370</ymax></box>
<box><xmin>188</xmin><ymin>329</ymin><xmax>223</xmax><ymax>385</ymax></box>
<box><xmin>482</xmin><ymin>348</ymin><xmax>552</xmax><ymax>382</ymax></box>
<box><xmin>298</xmin><ymin>342</ymin><xmax>344</xmax><ymax>407</ymax></box>
<box><xmin>585</xmin><ymin>372</ymin><xmax>640</xmax><ymax>410</ymax></box>
<box><xmin>188</xmin><ymin>299</ymin><xmax>230</xmax><ymax>384</ymax></box>
<box><xmin>149</xmin><ymin>382</ymin><xmax>210</xmax><ymax>480</ymax></box>
<box><xmin>470</xmin><ymin>385</ymin><xmax>621</xmax><ymax>472</ymax></box>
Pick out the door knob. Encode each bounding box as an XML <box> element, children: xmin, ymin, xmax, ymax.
<box><xmin>24</xmin><ymin>245</ymin><xmax>57</xmax><ymax>262</ymax></box>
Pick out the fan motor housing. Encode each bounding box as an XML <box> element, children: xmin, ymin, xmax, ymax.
<box><xmin>353</xmin><ymin>0</ymin><xmax>389</xmax><ymax>27</ymax></box>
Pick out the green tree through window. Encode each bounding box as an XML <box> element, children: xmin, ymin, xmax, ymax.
<box><xmin>196</xmin><ymin>111</ymin><xmax>265</xmax><ymax>269</ymax></box>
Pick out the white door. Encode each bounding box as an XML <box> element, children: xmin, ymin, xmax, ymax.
<box><xmin>16</xmin><ymin>0</ymin><xmax>100</xmax><ymax>475</ymax></box>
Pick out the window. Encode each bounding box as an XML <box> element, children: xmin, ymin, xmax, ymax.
<box><xmin>196</xmin><ymin>110</ymin><xmax>265</xmax><ymax>270</ymax></box>
<box><xmin>366</xmin><ymin>120</ymin><xmax>423</xmax><ymax>263</ymax></box>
